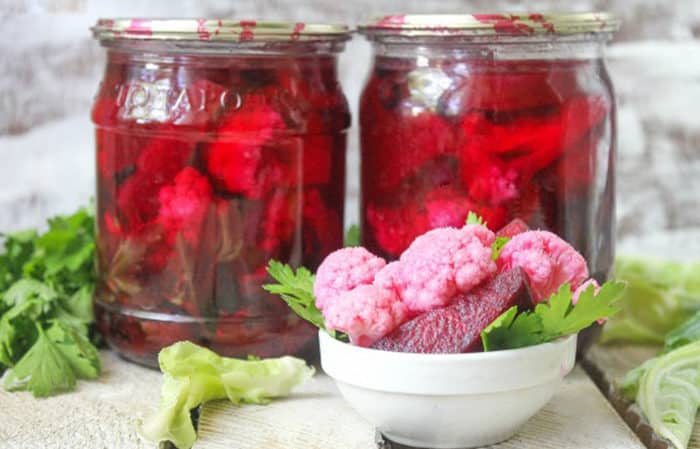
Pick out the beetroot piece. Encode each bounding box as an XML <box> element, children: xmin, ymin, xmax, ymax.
<box><xmin>372</xmin><ymin>269</ymin><xmax>533</xmax><ymax>353</ymax></box>
<box><xmin>496</xmin><ymin>218</ymin><xmax>530</xmax><ymax>238</ymax></box>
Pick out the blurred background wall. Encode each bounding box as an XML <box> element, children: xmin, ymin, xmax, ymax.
<box><xmin>1</xmin><ymin>0</ymin><xmax>699</xmax><ymax>256</ymax></box>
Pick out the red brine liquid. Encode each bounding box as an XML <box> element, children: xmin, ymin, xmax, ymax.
<box><xmin>93</xmin><ymin>54</ymin><xmax>348</xmax><ymax>366</ymax></box>
<box><xmin>360</xmin><ymin>56</ymin><xmax>615</xmax><ymax>285</ymax></box>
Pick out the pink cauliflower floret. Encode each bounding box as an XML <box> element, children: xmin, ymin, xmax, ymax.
<box><xmin>156</xmin><ymin>167</ymin><xmax>213</xmax><ymax>245</ymax></box>
<box><xmin>376</xmin><ymin>225</ymin><xmax>497</xmax><ymax>313</ymax></box>
<box><xmin>313</xmin><ymin>247</ymin><xmax>387</xmax><ymax>310</ymax></box>
<box><xmin>322</xmin><ymin>285</ymin><xmax>408</xmax><ymax>347</ymax></box>
<box><xmin>373</xmin><ymin>260</ymin><xmax>401</xmax><ymax>292</ymax></box>
<box><xmin>498</xmin><ymin>230</ymin><xmax>589</xmax><ymax>304</ymax></box>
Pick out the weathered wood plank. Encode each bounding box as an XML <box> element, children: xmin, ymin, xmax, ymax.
<box><xmin>195</xmin><ymin>366</ymin><xmax>644</xmax><ymax>449</ymax></box>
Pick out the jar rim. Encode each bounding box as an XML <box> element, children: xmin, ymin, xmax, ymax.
<box><xmin>358</xmin><ymin>12</ymin><xmax>620</xmax><ymax>37</ymax></box>
<box><xmin>91</xmin><ymin>18</ymin><xmax>351</xmax><ymax>43</ymax></box>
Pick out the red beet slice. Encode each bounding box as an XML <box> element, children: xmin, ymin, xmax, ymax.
<box><xmin>372</xmin><ymin>269</ymin><xmax>533</xmax><ymax>353</ymax></box>
<box><xmin>496</xmin><ymin>218</ymin><xmax>530</xmax><ymax>238</ymax></box>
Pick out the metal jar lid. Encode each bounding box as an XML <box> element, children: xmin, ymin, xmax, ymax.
<box><xmin>92</xmin><ymin>19</ymin><xmax>351</xmax><ymax>43</ymax></box>
<box><xmin>359</xmin><ymin>13</ymin><xmax>620</xmax><ymax>37</ymax></box>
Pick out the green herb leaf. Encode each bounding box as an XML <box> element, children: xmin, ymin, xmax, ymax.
<box><xmin>0</xmin><ymin>310</ymin><xmax>39</xmax><ymax>367</ymax></box>
<box><xmin>482</xmin><ymin>281</ymin><xmax>626</xmax><ymax>351</ymax></box>
<box><xmin>263</xmin><ymin>260</ymin><xmax>328</xmax><ymax>333</ymax></box>
<box><xmin>491</xmin><ymin>236</ymin><xmax>510</xmax><ymax>260</ymax></box>
<box><xmin>0</xmin><ymin>205</ymin><xmax>100</xmax><ymax>396</ymax></box>
<box><xmin>466</xmin><ymin>212</ymin><xmax>486</xmax><ymax>226</ymax></box>
<box><xmin>2</xmin><ymin>321</ymin><xmax>100</xmax><ymax>397</ymax></box>
<box><xmin>140</xmin><ymin>341</ymin><xmax>314</xmax><ymax>449</ymax></box>
<box><xmin>2</xmin><ymin>279</ymin><xmax>59</xmax><ymax>316</ymax></box>
<box><xmin>0</xmin><ymin>230</ymin><xmax>37</xmax><ymax>293</ymax></box>
<box><xmin>2</xmin><ymin>324</ymin><xmax>76</xmax><ymax>397</ymax></box>
<box><xmin>537</xmin><ymin>282</ymin><xmax>624</xmax><ymax>337</ymax></box>
<box><xmin>46</xmin><ymin>321</ymin><xmax>100</xmax><ymax>380</ymax></box>
<box><xmin>481</xmin><ymin>306</ymin><xmax>545</xmax><ymax>351</ymax></box>
<box><xmin>344</xmin><ymin>225</ymin><xmax>360</xmax><ymax>247</ymax></box>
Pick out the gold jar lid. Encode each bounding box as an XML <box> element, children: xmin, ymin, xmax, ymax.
<box><xmin>359</xmin><ymin>13</ymin><xmax>620</xmax><ymax>36</ymax></box>
<box><xmin>92</xmin><ymin>19</ymin><xmax>350</xmax><ymax>42</ymax></box>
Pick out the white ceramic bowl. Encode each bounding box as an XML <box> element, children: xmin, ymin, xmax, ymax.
<box><xmin>319</xmin><ymin>330</ymin><xmax>577</xmax><ymax>448</ymax></box>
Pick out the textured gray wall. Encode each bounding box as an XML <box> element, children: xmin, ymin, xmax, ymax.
<box><xmin>1</xmin><ymin>0</ymin><xmax>699</xmax><ymax>256</ymax></box>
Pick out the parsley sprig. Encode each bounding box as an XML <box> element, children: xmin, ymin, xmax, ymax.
<box><xmin>481</xmin><ymin>281</ymin><xmax>626</xmax><ymax>351</ymax></box>
<box><xmin>0</xmin><ymin>206</ymin><xmax>100</xmax><ymax>396</ymax></box>
<box><xmin>263</xmin><ymin>260</ymin><xmax>346</xmax><ymax>341</ymax></box>
<box><xmin>465</xmin><ymin>212</ymin><xmax>511</xmax><ymax>260</ymax></box>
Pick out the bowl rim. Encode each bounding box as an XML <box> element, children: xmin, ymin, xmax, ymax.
<box><xmin>318</xmin><ymin>330</ymin><xmax>577</xmax><ymax>394</ymax></box>
<box><xmin>318</xmin><ymin>329</ymin><xmax>576</xmax><ymax>361</ymax></box>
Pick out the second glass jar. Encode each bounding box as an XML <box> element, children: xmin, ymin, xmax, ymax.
<box><xmin>359</xmin><ymin>14</ymin><xmax>619</xmax><ymax>286</ymax></box>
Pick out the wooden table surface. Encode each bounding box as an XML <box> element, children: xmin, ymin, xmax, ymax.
<box><xmin>0</xmin><ymin>346</ymin><xmax>653</xmax><ymax>449</ymax></box>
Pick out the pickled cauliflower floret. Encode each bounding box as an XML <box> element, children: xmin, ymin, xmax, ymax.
<box><xmin>498</xmin><ymin>230</ymin><xmax>589</xmax><ymax>303</ymax></box>
<box><xmin>313</xmin><ymin>247</ymin><xmax>386</xmax><ymax>310</ymax></box>
<box><xmin>322</xmin><ymin>285</ymin><xmax>408</xmax><ymax>347</ymax></box>
<box><xmin>156</xmin><ymin>167</ymin><xmax>212</xmax><ymax>245</ymax></box>
<box><xmin>375</xmin><ymin>225</ymin><xmax>497</xmax><ymax>313</ymax></box>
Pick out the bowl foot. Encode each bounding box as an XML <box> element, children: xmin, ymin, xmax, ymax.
<box><xmin>376</xmin><ymin>431</ymin><xmax>513</xmax><ymax>449</ymax></box>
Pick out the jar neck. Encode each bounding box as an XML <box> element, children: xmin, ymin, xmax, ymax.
<box><xmin>366</xmin><ymin>34</ymin><xmax>610</xmax><ymax>61</ymax></box>
<box><xmin>99</xmin><ymin>38</ymin><xmax>347</xmax><ymax>57</ymax></box>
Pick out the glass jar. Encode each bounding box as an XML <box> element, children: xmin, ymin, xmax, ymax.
<box><xmin>91</xmin><ymin>19</ymin><xmax>350</xmax><ymax>367</ymax></box>
<box><xmin>359</xmin><ymin>13</ymin><xmax>618</xmax><ymax>274</ymax></box>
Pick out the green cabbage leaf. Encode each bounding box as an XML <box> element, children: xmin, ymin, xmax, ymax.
<box><xmin>140</xmin><ymin>341</ymin><xmax>314</xmax><ymax>449</ymax></box>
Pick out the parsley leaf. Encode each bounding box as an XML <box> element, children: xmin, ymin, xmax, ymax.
<box><xmin>463</xmin><ymin>212</ymin><xmax>510</xmax><ymax>260</ymax></box>
<box><xmin>344</xmin><ymin>225</ymin><xmax>360</xmax><ymax>247</ymax></box>
<box><xmin>466</xmin><ymin>212</ymin><xmax>486</xmax><ymax>226</ymax></box>
<box><xmin>3</xmin><ymin>321</ymin><xmax>99</xmax><ymax>397</ymax></box>
<box><xmin>0</xmin><ymin>205</ymin><xmax>100</xmax><ymax>395</ymax></box>
<box><xmin>481</xmin><ymin>281</ymin><xmax>626</xmax><ymax>351</ymax></box>
<box><xmin>537</xmin><ymin>282</ymin><xmax>623</xmax><ymax>336</ymax></box>
<box><xmin>0</xmin><ymin>230</ymin><xmax>37</xmax><ymax>293</ymax></box>
<box><xmin>481</xmin><ymin>306</ymin><xmax>545</xmax><ymax>351</ymax></box>
<box><xmin>492</xmin><ymin>236</ymin><xmax>510</xmax><ymax>260</ymax></box>
<box><xmin>263</xmin><ymin>260</ymin><xmax>345</xmax><ymax>340</ymax></box>
<box><xmin>263</xmin><ymin>260</ymin><xmax>326</xmax><ymax>332</ymax></box>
